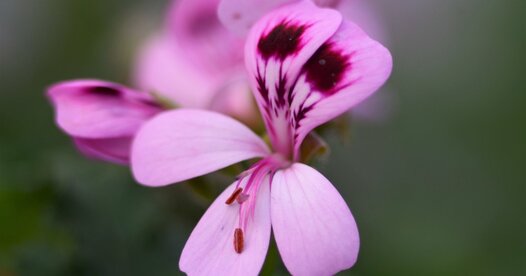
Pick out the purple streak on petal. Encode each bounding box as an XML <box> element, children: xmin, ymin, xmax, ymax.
<box><xmin>255</xmin><ymin>68</ymin><xmax>270</xmax><ymax>104</ymax></box>
<box><xmin>257</xmin><ymin>21</ymin><xmax>307</xmax><ymax>61</ymax></box>
<box><xmin>85</xmin><ymin>86</ymin><xmax>121</xmax><ymax>97</ymax></box>
<box><xmin>303</xmin><ymin>42</ymin><xmax>350</xmax><ymax>94</ymax></box>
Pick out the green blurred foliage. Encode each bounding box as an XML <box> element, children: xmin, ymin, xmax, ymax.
<box><xmin>0</xmin><ymin>0</ymin><xmax>524</xmax><ymax>275</ymax></box>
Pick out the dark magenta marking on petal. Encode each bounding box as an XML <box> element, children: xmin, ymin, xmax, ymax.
<box><xmin>303</xmin><ymin>42</ymin><xmax>349</xmax><ymax>94</ymax></box>
<box><xmin>86</xmin><ymin>86</ymin><xmax>121</xmax><ymax>97</ymax></box>
<box><xmin>275</xmin><ymin>67</ymin><xmax>288</xmax><ymax>107</ymax></box>
<box><xmin>255</xmin><ymin>70</ymin><xmax>270</xmax><ymax>104</ymax></box>
<box><xmin>293</xmin><ymin>103</ymin><xmax>315</xmax><ymax>129</ymax></box>
<box><xmin>257</xmin><ymin>21</ymin><xmax>306</xmax><ymax>61</ymax></box>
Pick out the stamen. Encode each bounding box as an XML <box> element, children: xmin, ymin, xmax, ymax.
<box><xmin>225</xmin><ymin>187</ymin><xmax>243</xmax><ymax>205</ymax></box>
<box><xmin>233</xmin><ymin>228</ymin><xmax>244</xmax><ymax>254</ymax></box>
<box><xmin>236</xmin><ymin>193</ymin><xmax>249</xmax><ymax>204</ymax></box>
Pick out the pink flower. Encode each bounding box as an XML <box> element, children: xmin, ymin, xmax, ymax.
<box><xmin>47</xmin><ymin>80</ymin><xmax>162</xmax><ymax>164</ymax></box>
<box><xmin>132</xmin><ymin>1</ymin><xmax>392</xmax><ymax>275</ymax></box>
<box><xmin>133</xmin><ymin>0</ymin><xmax>259</xmax><ymax>126</ymax></box>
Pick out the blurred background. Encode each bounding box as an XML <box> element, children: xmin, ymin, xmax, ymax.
<box><xmin>0</xmin><ymin>0</ymin><xmax>524</xmax><ymax>275</ymax></box>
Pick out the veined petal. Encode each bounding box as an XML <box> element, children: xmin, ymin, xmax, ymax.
<box><xmin>292</xmin><ymin>20</ymin><xmax>392</xmax><ymax>156</ymax></box>
<box><xmin>271</xmin><ymin>163</ymin><xmax>360</xmax><ymax>275</ymax></box>
<box><xmin>180</xmin><ymin>180</ymin><xmax>271</xmax><ymax>276</ymax></box>
<box><xmin>244</xmin><ymin>0</ymin><xmax>342</xmax><ymax>158</ymax></box>
<box><xmin>131</xmin><ymin>109</ymin><xmax>270</xmax><ymax>186</ymax></box>
<box><xmin>74</xmin><ymin>137</ymin><xmax>132</xmax><ymax>165</ymax></box>
<box><xmin>47</xmin><ymin>79</ymin><xmax>161</xmax><ymax>138</ymax></box>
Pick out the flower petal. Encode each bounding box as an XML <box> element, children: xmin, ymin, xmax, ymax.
<box><xmin>313</xmin><ymin>0</ymin><xmax>341</xmax><ymax>7</ymax></box>
<box><xmin>47</xmin><ymin>79</ymin><xmax>161</xmax><ymax>138</ymax></box>
<box><xmin>292</xmin><ymin>20</ymin><xmax>392</xmax><ymax>155</ymax></box>
<box><xmin>218</xmin><ymin>0</ymin><xmax>342</xmax><ymax>36</ymax></box>
<box><xmin>208</xmin><ymin>73</ymin><xmax>261</xmax><ymax>128</ymax></box>
<box><xmin>168</xmin><ymin>0</ymin><xmax>244</xmax><ymax>73</ymax></box>
<box><xmin>131</xmin><ymin>109</ymin><xmax>270</xmax><ymax>186</ymax></box>
<box><xmin>133</xmin><ymin>34</ymin><xmax>218</xmax><ymax>108</ymax></box>
<box><xmin>180</xmin><ymin>179</ymin><xmax>271</xmax><ymax>275</ymax></box>
<box><xmin>271</xmin><ymin>163</ymin><xmax>360</xmax><ymax>275</ymax></box>
<box><xmin>74</xmin><ymin>137</ymin><xmax>132</xmax><ymax>165</ymax></box>
<box><xmin>134</xmin><ymin>34</ymin><xmax>260</xmax><ymax>124</ymax></box>
<box><xmin>244</xmin><ymin>0</ymin><xmax>342</xmax><ymax>158</ymax></box>
<box><xmin>218</xmin><ymin>0</ymin><xmax>292</xmax><ymax>36</ymax></box>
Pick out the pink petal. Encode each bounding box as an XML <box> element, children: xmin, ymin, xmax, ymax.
<box><xmin>271</xmin><ymin>163</ymin><xmax>360</xmax><ymax>275</ymax></box>
<box><xmin>74</xmin><ymin>137</ymin><xmax>132</xmax><ymax>165</ymax></box>
<box><xmin>168</xmin><ymin>0</ymin><xmax>244</xmax><ymax>74</ymax></box>
<box><xmin>47</xmin><ymin>79</ymin><xmax>161</xmax><ymax>138</ymax></box>
<box><xmin>218</xmin><ymin>0</ymin><xmax>292</xmax><ymax>36</ymax></box>
<box><xmin>134</xmin><ymin>34</ymin><xmax>260</xmax><ymax>123</ymax></box>
<box><xmin>133</xmin><ymin>0</ymin><xmax>259</xmax><ymax>122</ymax></box>
<box><xmin>131</xmin><ymin>109</ymin><xmax>270</xmax><ymax>186</ymax></box>
<box><xmin>292</xmin><ymin>20</ymin><xmax>392</xmax><ymax>155</ymax></box>
<box><xmin>208</xmin><ymin>72</ymin><xmax>261</xmax><ymax>128</ymax></box>
<box><xmin>133</xmin><ymin>34</ymin><xmax>219</xmax><ymax>108</ymax></box>
<box><xmin>244</xmin><ymin>0</ymin><xmax>343</xmax><ymax>158</ymax></box>
<box><xmin>313</xmin><ymin>0</ymin><xmax>341</xmax><ymax>7</ymax></box>
<box><xmin>180</xmin><ymin>180</ymin><xmax>271</xmax><ymax>275</ymax></box>
<box><xmin>218</xmin><ymin>0</ymin><xmax>342</xmax><ymax>36</ymax></box>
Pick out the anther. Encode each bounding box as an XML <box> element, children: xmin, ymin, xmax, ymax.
<box><xmin>234</xmin><ymin>228</ymin><xmax>244</xmax><ymax>254</ymax></box>
<box><xmin>225</xmin><ymin>187</ymin><xmax>243</xmax><ymax>205</ymax></box>
<box><xmin>236</xmin><ymin>193</ymin><xmax>249</xmax><ymax>204</ymax></box>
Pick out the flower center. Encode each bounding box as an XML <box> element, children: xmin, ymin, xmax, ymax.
<box><xmin>224</xmin><ymin>155</ymin><xmax>289</xmax><ymax>254</ymax></box>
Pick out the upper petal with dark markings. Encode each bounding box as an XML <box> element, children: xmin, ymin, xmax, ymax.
<box><xmin>244</xmin><ymin>2</ymin><xmax>391</xmax><ymax>159</ymax></box>
<box><xmin>244</xmin><ymin>0</ymin><xmax>342</xmax><ymax>158</ymax></box>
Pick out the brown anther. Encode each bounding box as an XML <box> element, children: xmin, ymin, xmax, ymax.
<box><xmin>225</xmin><ymin>187</ymin><xmax>243</xmax><ymax>205</ymax></box>
<box><xmin>234</xmin><ymin>228</ymin><xmax>244</xmax><ymax>254</ymax></box>
<box><xmin>236</xmin><ymin>193</ymin><xmax>249</xmax><ymax>204</ymax></box>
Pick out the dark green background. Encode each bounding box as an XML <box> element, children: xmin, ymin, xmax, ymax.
<box><xmin>0</xmin><ymin>0</ymin><xmax>524</xmax><ymax>275</ymax></box>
